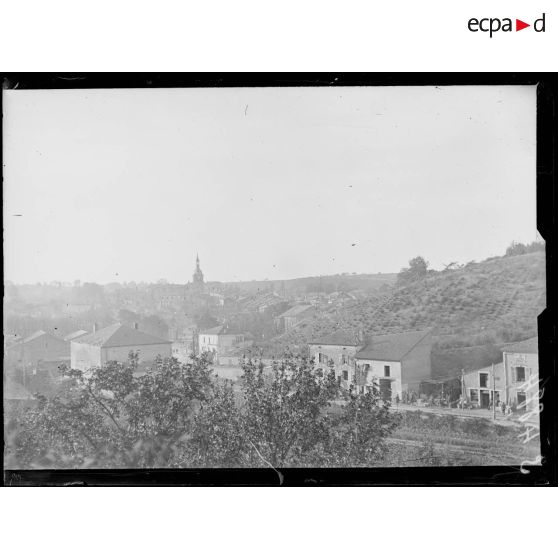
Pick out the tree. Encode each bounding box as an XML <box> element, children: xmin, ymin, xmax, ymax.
<box><xmin>6</xmin><ymin>352</ymin><xmax>215</xmax><ymax>468</ymax></box>
<box><xmin>397</xmin><ymin>256</ymin><xmax>429</xmax><ymax>285</ymax></box>
<box><xmin>6</xmin><ymin>352</ymin><xmax>401</xmax><ymax>469</ymax></box>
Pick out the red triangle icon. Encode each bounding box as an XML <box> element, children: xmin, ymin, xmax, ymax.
<box><xmin>516</xmin><ymin>19</ymin><xmax>530</xmax><ymax>31</ymax></box>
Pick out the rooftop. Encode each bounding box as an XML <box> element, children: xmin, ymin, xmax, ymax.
<box><xmin>309</xmin><ymin>330</ymin><xmax>362</xmax><ymax>346</ymax></box>
<box><xmin>72</xmin><ymin>323</ymin><xmax>171</xmax><ymax>348</ymax></box>
<box><xmin>63</xmin><ymin>330</ymin><xmax>89</xmax><ymax>342</ymax></box>
<box><xmin>355</xmin><ymin>329</ymin><xmax>432</xmax><ymax>361</ymax></box>
<box><xmin>199</xmin><ymin>325</ymin><xmax>246</xmax><ymax>336</ymax></box>
<box><xmin>277</xmin><ymin>304</ymin><xmax>315</xmax><ymax>318</ymax></box>
<box><xmin>502</xmin><ymin>336</ymin><xmax>538</xmax><ymax>354</ymax></box>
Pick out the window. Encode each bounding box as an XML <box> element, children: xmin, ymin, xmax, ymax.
<box><xmin>516</xmin><ymin>366</ymin><xmax>526</xmax><ymax>382</ymax></box>
<box><xmin>470</xmin><ymin>389</ymin><xmax>479</xmax><ymax>402</ymax></box>
<box><xmin>363</xmin><ymin>364</ymin><xmax>371</xmax><ymax>373</ymax></box>
<box><xmin>319</xmin><ymin>353</ymin><xmax>329</xmax><ymax>364</ymax></box>
<box><xmin>341</xmin><ymin>354</ymin><xmax>349</xmax><ymax>365</ymax></box>
<box><xmin>384</xmin><ymin>365</ymin><xmax>391</xmax><ymax>377</ymax></box>
<box><xmin>479</xmin><ymin>372</ymin><xmax>488</xmax><ymax>388</ymax></box>
<box><xmin>343</xmin><ymin>370</ymin><xmax>349</xmax><ymax>381</ymax></box>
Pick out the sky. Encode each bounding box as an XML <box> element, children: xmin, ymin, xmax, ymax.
<box><xmin>3</xmin><ymin>85</ymin><xmax>538</xmax><ymax>284</ymax></box>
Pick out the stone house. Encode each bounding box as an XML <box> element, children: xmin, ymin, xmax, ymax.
<box><xmin>308</xmin><ymin>329</ymin><xmax>432</xmax><ymax>401</ymax></box>
<box><xmin>70</xmin><ymin>322</ymin><xmax>172</xmax><ymax>372</ymax></box>
<box><xmin>502</xmin><ymin>336</ymin><xmax>539</xmax><ymax>414</ymax></box>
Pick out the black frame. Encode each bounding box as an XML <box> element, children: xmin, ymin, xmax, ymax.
<box><xmin>2</xmin><ymin>73</ymin><xmax>556</xmax><ymax>486</ymax></box>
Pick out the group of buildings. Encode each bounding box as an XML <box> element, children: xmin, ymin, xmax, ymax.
<box><xmin>4</xmin><ymin>317</ymin><xmax>541</xmax><ymax>416</ymax></box>
<box><xmin>4</xmin><ymin>255</ymin><xmax>541</xmax><ymax>417</ymax></box>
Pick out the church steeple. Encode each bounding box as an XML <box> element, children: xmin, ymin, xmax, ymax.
<box><xmin>193</xmin><ymin>253</ymin><xmax>204</xmax><ymax>287</ymax></box>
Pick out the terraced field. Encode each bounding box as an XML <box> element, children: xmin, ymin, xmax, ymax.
<box><xmin>262</xmin><ymin>251</ymin><xmax>546</xmax><ymax>376</ymax></box>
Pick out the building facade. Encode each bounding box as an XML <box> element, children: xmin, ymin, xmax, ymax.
<box><xmin>275</xmin><ymin>304</ymin><xmax>316</xmax><ymax>333</ymax></box>
<box><xmin>502</xmin><ymin>337</ymin><xmax>539</xmax><ymax>414</ymax></box>
<box><xmin>308</xmin><ymin>329</ymin><xmax>432</xmax><ymax>400</ymax></box>
<box><xmin>198</xmin><ymin>325</ymin><xmax>253</xmax><ymax>361</ymax></box>
<box><xmin>462</xmin><ymin>362</ymin><xmax>505</xmax><ymax>408</ymax></box>
<box><xmin>70</xmin><ymin>323</ymin><xmax>172</xmax><ymax>372</ymax></box>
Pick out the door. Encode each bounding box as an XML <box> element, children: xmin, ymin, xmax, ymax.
<box><xmin>517</xmin><ymin>392</ymin><xmax>527</xmax><ymax>411</ymax></box>
<box><xmin>379</xmin><ymin>379</ymin><xmax>392</xmax><ymax>402</ymax></box>
<box><xmin>480</xmin><ymin>390</ymin><xmax>490</xmax><ymax>408</ymax></box>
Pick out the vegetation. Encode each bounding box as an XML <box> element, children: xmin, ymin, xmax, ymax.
<box><xmin>504</xmin><ymin>240</ymin><xmax>544</xmax><ymax>257</ymax></box>
<box><xmin>397</xmin><ymin>256</ymin><xmax>430</xmax><ymax>285</ymax></box>
<box><xmin>264</xmin><ymin>251</ymin><xmax>545</xmax><ymax>377</ymax></box>
<box><xmin>5</xmin><ymin>352</ymin><xmax>400</xmax><ymax>469</ymax></box>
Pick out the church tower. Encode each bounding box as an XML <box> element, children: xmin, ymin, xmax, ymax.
<box><xmin>192</xmin><ymin>254</ymin><xmax>205</xmax><ymax>290</ymax></box>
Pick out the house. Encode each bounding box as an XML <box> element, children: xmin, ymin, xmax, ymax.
<box><xmin>354</xmin><ymin>330</ymin><xmax>432</xmax><ymax>400</ymax></box>
<box><xmin>274</xmin><ymin>304</ymin><xmax>316</xmax><ymax>332</ymax></box>
<box><xmin>502</xmin><ymin>337</ymin><xmax>539</xmax><ymax>414</ymax></box>
<box><xmin>308</xmin><ymin>329</ymin><xmax>364</xmax><ymax>382</ymax></box>
<box><xmin>462</xmin><ymin>362</ymin><xmax>505</xmax><ymax>408</ymax></box>
<box><xmin>4</xmin><ymin>330</ymin><xmax>69</xmax><ymax>373</ymax></box>
<box><xmin>308</xmin><ymin>329</ymin><xmax>432</xmax><ymax>401</ymax></box>
<box><xmin>171</xmin><ymin>341</ymin><xmax>192</xmax><ymax>364</ymax></box>
<box><xmin>198</xmin><ymin>325</ymin><xmax>254</xmax><ymax>361</ymax></box>
<box><xmin>4</xmin><ymin>377</ymin><xmax>36</xmax><ymax>411</ymax></box>
<box><xmin>63</xmin><ymin>329</ymin><xmax>89</xmax><ymax>342</ymax></box>
<box><xmin>70</xmin><ymin>323</ymin><xmax>172</xmax><ymax>372</ymax></box>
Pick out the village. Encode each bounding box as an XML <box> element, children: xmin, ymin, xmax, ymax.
<box><xmin>4</xmin><ymin>254</ymin><xmax>541</xmax><ymax>429</ymax></box>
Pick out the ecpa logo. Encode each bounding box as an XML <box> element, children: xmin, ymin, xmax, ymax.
<box><xmin>468</xmin><ymin>13</ymin><xmax>546</xmax><ymax>37</ymax></box>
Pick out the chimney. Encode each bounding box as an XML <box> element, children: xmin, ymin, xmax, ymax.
<box><xmin>93</xmin><ymin>323</ymin><xmax>98</xmax><ymax>333</ymax></box>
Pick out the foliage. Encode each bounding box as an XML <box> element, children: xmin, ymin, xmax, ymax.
<box><xmin>505</xmin><ymin>240</ymin><xmax>544</xmax><ymax>257</ymax></box>
<box><xmin>5</xmin><ymin>353</ymin><xmax>399</xmax><ymax>469</ymax></box>
<box><xmin>397</xmin><ymin>256</ymin><xmax>429</xmax><ymax>285</ymax></box>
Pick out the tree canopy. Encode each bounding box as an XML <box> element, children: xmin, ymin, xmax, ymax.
<box><xmin>397</xmin><ymin>256</ymin><xmax>429</xmax><ymax>285</ymax></box>
<box><xmin>5</xmin><ymin>352</ymin><xmax>400</xmax><ymax>469</ymax></box>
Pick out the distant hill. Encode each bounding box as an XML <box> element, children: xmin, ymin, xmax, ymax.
<box><xmin>261</xmin><ymin>252</ymin><xmax>545</xmax><ymax>378</ymax></box>
<box><xmin>211</xmin><ymin>272</ymin><xmax>397</xmax><ymax>297</ymax></box>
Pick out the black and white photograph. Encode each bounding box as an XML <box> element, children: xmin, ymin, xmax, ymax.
<box><xmin>2</xmin><ymin>79</ymin><xmax>550</xmax><ymax>481</ymax></box>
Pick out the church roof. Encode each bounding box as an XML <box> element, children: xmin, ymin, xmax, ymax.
<box><xmin>72</xmin><ymin>323</ymin><xmax>171</xmax><ymax>348</ymax></box>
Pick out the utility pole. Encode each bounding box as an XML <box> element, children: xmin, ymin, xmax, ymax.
<box><xmin>492</xmin><ymin>363</ymin><xmax>496</xmax><ymax>422</ymax></box>
<box><xmin>461</xmin><ymin>369</ymin><xmax>465</xmax><ymax>410</ymax></box>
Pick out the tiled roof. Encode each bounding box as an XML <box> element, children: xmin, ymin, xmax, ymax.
<box><xmin>309</xmin><ymin>330</ymin><xmax>362</xmax><ymax>346</ymax></box>
<box><xmin>64</xmin><ymin>330</ymin><xmax>89</xmax><ymax>342</ymax></box>
<box><xmin>355</xmin><ymin>330</ymin><xmax>431</xmax><ymax>361</ymax></box>
<box><xmin>277</xmin><ymin>305</ymin><xmax>314</xmax><ymax>318</ymax></box>
<box><xmin>22</xmin><ymin>330</ymin><xmax>47</xmax><ymax>343</ymax></box>
<box><xmin>502</xmin><ymin>337</ymin><xmax>538</xmax><ymax>354</ymax></box>
<box><xmin>199</xmin><ymin>325</ymin><xmax>245</xmax><ymax>336</ymax></box>
<box><xmin>72</xmin><ymin>323</ymin><xmax>170</xmax><ymax>348</ymax></box>
<box><xmin>464</xmin><ymin>361</ymin><xmax>504</xmax><ymax>377</ymax></box>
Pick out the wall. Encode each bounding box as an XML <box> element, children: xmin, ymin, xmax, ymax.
<box><xmin>463</xmin><ymin>365</ymin><xmax>505</xmax><ymax>408</ymax></box>
<box><xmin>6</xmin><ymin>334</ymin><xmax>69</xmax><ymax>369</ymax></box>
<box><xmin>308</xmin><ymin>343</ymin><xmax>361</xmax><ymax>384</ymax></box>
<box><xmin>354</xmin><ymin>359</ymin><xmax>402</xmax><ymax>398</ymax></box>
<box><xmin>199</xmin><ymin>333</ymin><xmax>219</xmax><ymax>354</ymax></box>
<box><xmin>401</xmin><ymin>333</ymin><xmax>432</xmax><ymax>391</ymax></box>
<box><xmin>503</xmin><ymin>351</ymin><xmax>539</xmax><ymax>413</ymax></box>
<box><xmin>104</xmin><ymin>343</ymin><xmax>172</xmax><ymax>364</ymax></box>
<box><xmin>71</xmin><ymin>341</ymin><xmax>102</xmax><ymax>371</ymax></box>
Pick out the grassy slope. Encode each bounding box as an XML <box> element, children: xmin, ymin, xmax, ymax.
<box><xmin>262</xmin><ymin>252</ymin><xmax>546</xmax><ymax>376</ymax></box>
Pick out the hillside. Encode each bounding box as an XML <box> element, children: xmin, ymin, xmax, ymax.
<box><xmin>210</xmin><ymin>272</ymin><xmax>397</xmax><ymax>297</ymax></box>
<box><xmin>261</xmin><ymin>251</ymin><xmax>546</xmax><ymax>377</ymax></box>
